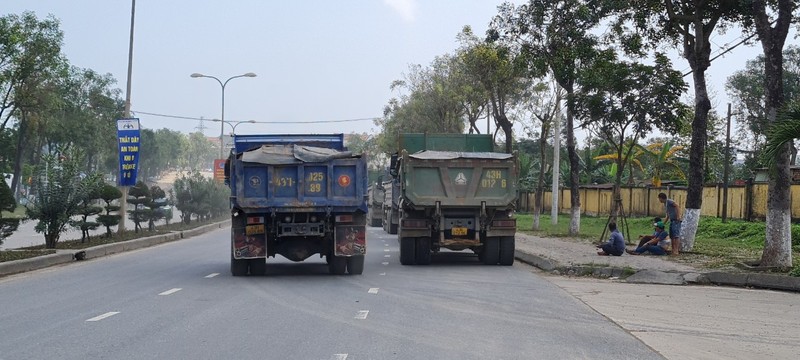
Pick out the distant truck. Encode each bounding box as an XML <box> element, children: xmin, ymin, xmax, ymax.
<box><xmin>382</xmin><ymin>178</ymin><xmax>398</xmax><ymax>234</ymax></box>
<box><xmin>388</xmin><ymin>133</ymin><xmax>518</xmax><ymax>265</ymax></box>
<box><xmin>367</xmin><ymin>181</ymin><xmax>385</xmax><ymax>227</ymax></box>
<box><xmin>225</xmin><ymin>134</ymin><xmax>368</xmax><ymax>276</ymax></box>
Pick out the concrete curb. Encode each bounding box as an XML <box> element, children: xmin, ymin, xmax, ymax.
<box><xmin>0</xmin><ymin>220</ymin><xmax>231</xmax><ymax>278</ymax></box>
<box><xmin>514</xmin><ymin>250</ymin><xmax>799</xmax><ymax>292</ymax></box>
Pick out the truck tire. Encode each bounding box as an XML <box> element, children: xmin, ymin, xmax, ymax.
<box><xmin>415</xmin><ymin>237</ymin><xmax>432</xmax><ymax>265</ymax></box>
<box><xmin>231</xmin><ymin>255</ymin><xmax>249</xmax><ymax>276</ymax></box>
<box><xmin>382</xmin><ymin>211</ymin><xmax>389</xmax><ymax>232</ymax></box>
<box><xmin>328</xmin><ymin>255</ymin><xmax>347</xmax><ymax>275</ymax></box>
<box><xmin>481</xmin><ymin>237</ymin><xmax>500</xmax><ymax>265</ymax></box>
<box><xmin>400</xmin><ymin>237</ymin><xmax>416</xmax><ymax>265</ymax></box>
<box><xmin>347</xmin><ymin>255</ymin><xmax>365</xmax><ymax>275</ymax></box>
<box><xmin>499</xmin><ymin>236</ymin><xmax>515</xmax><ymax>266</ymax></box>
<box><xmin>371</xmin><ymin>217</ymin><xmax>382</xmax><ymax>227</ymax></box>
<box><xmin>249</xmin><ymin>258</ymin><xmax>267</xmax><ymax>275</ymax></box>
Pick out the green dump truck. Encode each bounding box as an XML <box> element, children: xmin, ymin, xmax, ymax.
<box><xmin>367</xmin><ymin>181</ymin><xmax>385</xmax><ymax>227</ymax></box>
<box><xmin>389</xmin><ymin>133</ymin><xmax>518</xmax><ymax>265</ymax></box>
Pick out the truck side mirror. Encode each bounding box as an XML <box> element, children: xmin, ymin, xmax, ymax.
<box><xmin>389</xmin><ymin>154</ymin><xmax>398</xmax><ymax>177</ymax></box>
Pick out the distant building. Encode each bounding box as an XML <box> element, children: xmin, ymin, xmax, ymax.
<box><xmin>753</xmin><ymin>165</ymin><xmax>800</xmax><ymax>183</ymax></box>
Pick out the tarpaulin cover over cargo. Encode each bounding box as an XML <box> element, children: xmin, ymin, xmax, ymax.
<box><xmin>229</xmin><ymin>136</ymin><xmax>367</xmax><ymax>213</ymax></box>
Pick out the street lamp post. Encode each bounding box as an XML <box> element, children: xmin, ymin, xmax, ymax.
<box><xmin>190</xmin><ymin>72</ymin><xmax>256</xmax><ymax>158</ymax></box>
<box><xmin>212</xmin><ymin>119</ymin><xmax>257</xmax><ymax>154</ymax></box>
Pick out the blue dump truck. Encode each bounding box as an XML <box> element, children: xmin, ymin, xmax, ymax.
<box><xmin>225</xmin><ymin>134</ymin><xmax>368</xmax><ymax>276</ymax></box>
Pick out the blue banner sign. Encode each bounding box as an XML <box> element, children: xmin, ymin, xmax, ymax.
<box><xmin>117</xmin><ymin>118</ymin><xmax>141</xmax><ymax>186</ymax></box>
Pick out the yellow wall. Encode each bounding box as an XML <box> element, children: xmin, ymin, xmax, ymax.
<box><xmin>525</xmin><ymin>184</ymin><xmax>792</xmax><ymax>220</ymax></box>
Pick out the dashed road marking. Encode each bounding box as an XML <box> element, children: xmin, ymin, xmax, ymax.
<box><xmin>380</xmin><ymin>272</ymin><xmax>386</xmax><ymax>276</ymax></box>
<box><xmin>384</xmin><ymin>249</ymin><xmax>390</xmax><ymax>252</ymax></box>
<box><xmin>159</xmin><ymin>288</ymin><xmax>182</xmax><ymax>296</ymax></box>
<box><xmin>382</xmin><ymin>262</ymin><xmax>389</xmax><ymax>265</ymax></box>
<box><xmin>384</xmin><ymin>244</ymin><xmax>389</xmax><ymax>246</ymax></box>
<box><xmin>205</xmin><ymin>273</ymin><xmax>219</xmax><ymax>278</ymax></box>
<box><xmin>354</xmin><ymin>310</ymin><xmax>369</xmax><ymax>319</ymax></box>
<box><xmin>332</xmin><ymin>354</ymin><xmax>348</xmax><ymax>360</ymax></box>
<box><xmin>86</xmin><ymin>312</ymin><xmax>119</xmax><ymax>322</ymax></box>
<box><xmin>368</xmin><ymin>288</ymin><xmax>379</xmax><ymax>294</ymax></box>
<box><xmin>384</xmin><ymin>255</ymin><xmax>390</xmax><ymax>258</ymax></box>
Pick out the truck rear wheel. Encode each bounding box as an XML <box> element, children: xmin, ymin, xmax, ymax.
<box><xmin>328</xmin><ymin>255</ymin><xmax>347</xmax><ymax>275</ymax></box>
<box><xmin>231</xmin><ymin>255</ymin><xmax>249</xmax><ymax>276</ymax></box>
<box><xmin>400</xmin><ymin>237</ymin><xmax>416</xmax><ymax>265</ymax></box>
<box><xmin>415</xmin><ymin>237</ymin><xmax>432</xmax><ymax>265</ymax></box>
<box><xmin>347</xmin><ymin>255</ymin><xmax>365</xmax><ymax>275</ymax></box>
<box><xmin>371</xmin><ymin>217</ymin><xmax>382</xmax><ymax>227</ymax></box>
<box><xmin>388</xmin><ymin>221</ymin><xmax>398</xmax><ymax>235</ymax></box>
<box><xmin>249</xmin><ymin>258</ymin><xmax>267</xmax><ymax>275</ymax></box>
<box><xmin>481</xmin><ymin>237</ymin><xmax>500</xmax><ymax>265</ymax></box>
<box><xmin>499</xmin><ymin>236</ymin><xmax>515</xmax><ymax>266</ymax></box>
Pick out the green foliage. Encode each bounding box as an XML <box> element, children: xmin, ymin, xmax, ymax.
<box><xmin>127</xmin><ymin>181</ymin><xmax>151</xmax><ymax>233</ymax></box>
<box><xmin>763</xmin><ymin>102</ymin><xmax>800</xmax><ymax>167</ymax></box>
<box><xmin>172</xmin><ymin>172</ymin><xmax>228</xmax><ymax>224</ymax></box>
<box><xmin>790</xmin><ymin>266</ymin><xmax>800</xmax><ymax>277</ymax></box>
<box><xmin>376</xmin><ymin>55</ymin><xmax>468</xmax><ymax>155</ymax></box>
<box><xmin>25</xmin><ymin>153</ymin><xmax>103</xmax><ymax>248</ymax></box>
<box><xmin>96</xmin><ymin>183</ymin><xmax>122</xmax><ymax>237</ymax></box>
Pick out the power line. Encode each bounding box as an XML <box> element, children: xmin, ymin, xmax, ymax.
<box><xmin>131</xmin><ymin>110</ymin><xmax>379</xmax><ymax>124</ymax></box>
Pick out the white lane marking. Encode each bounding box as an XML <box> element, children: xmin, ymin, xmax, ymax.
<box><xmin>382</xmin><ymin>262</ymin><xmax>389</xmax><ymax>265</ymax></box>
<box><xmin>205</xmin><ymin>273</ymin><xmax>219</xmax><ymax>278</ymax></box>
<box><xmin>86</xmin><ymin>312</ymin><xmax>120</xmax><ymax>322</ymax></box>
<box><xmin>159</xmin><ymin>288</ymin><xmax>182</xmax><ymax>296</ymax></box>
<box><xmin>384</xmin><ymin>244</ymin><xmax>389</xmax><ymax>246</ymax></box>
<box><xmin>383</xmin><ymin>249</ymin><xmax>390</xmax><ymax>252</ymax></box>
<box><xmin>354</xmin><ymin>310</ymin><xmax>369</xmax><ymax>319</ymax></box>
<box><xmin>368</xmin><ymin>288</ymin><xmax>379</xmax><ymax>294</ymax></box>
<box><xmin>384</xmin><ymin>255</ymin><xmax>390</xmax><ymax>258</ymax></box>
<box><xmin>332</xmin><ymin>354</ymin><xmax>348</xmax><ymax>360</ymax></box>
<box><xmin>380</xmin><ymin>272</ymin><xmax>386</xmax><ymax>276</ymax></box>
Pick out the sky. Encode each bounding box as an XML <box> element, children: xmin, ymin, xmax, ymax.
<box><xmin>2</xmin><ymin>0</ymin><xmax>786</xmax><ymax>143</ymax></box>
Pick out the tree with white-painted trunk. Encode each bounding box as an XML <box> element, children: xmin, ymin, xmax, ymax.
<box><xmin>609</xmin><ymin>1</ymin><xmax>748</xmax><ymax>251</ymax></box>
<box><xmin>748</xmin><ymin>0</ymin><xmax>795</xmax><ymax>268</ymax></box>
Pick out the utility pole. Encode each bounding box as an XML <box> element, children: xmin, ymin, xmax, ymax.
<box><xmin>119</xmin><ymin>0</ymin><xmax>135</xmax><ymax>236</ymax></box>
<box><xmin>722</xmin><ymin>103</ymin><xmax>733</xmax><ymax>223</ymax></box>
<box><xmin>551</xmin><ymin>99</ymin><xmax>561</xmax><ymax>225</ymax></box>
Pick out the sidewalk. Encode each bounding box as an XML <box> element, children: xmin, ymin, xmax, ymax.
<box><xmin>513</xmin><ymin>232</ymin><xmax>800</xmax><ymax>292</ymax></box>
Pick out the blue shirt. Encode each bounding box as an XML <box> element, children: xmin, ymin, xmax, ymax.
<box><xmin>608</xmin><ymin>229</ymin><xmax>625</xmax><ymax>253</ymax></box>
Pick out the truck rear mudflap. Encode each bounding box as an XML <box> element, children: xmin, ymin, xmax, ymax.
<box><xmin>333</xmin><ymin>214</ymin><xmax>366</xmax><ymax>257</ymax></box>
<box><xmin>232</xmin><ymin>215</ymin><xmax>267</xmax><ymax>259</ymax></box>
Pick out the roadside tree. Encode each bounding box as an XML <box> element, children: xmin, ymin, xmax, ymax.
<box><xmin>96</xmin><ymin>183</ymin><xmax>121</xmax><ymax>238</ymax></box>
<box><xmin>609</xmin><ymin>0</ymin><xmax>748</xmax><ymax>251</ymax></box>
<box><xmin>25</xmin><ymin>152</ymin><xmax>103</xmax><ymax>248</ymax></box>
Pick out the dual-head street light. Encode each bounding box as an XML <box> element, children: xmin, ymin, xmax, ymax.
<box><xmin>190</xmin><ymin>72</ymin><xmax>256</xmax><ymax>158</ymax></box>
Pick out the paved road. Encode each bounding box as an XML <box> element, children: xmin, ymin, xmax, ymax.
<box><xmin>0</xmin><ymin>227</ymin><xmax>661</xmax><ymax>359</ymax></box>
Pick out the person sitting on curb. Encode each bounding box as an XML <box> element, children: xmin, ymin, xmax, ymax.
<box><xmin>636</xmin><ymin>217</ymin><xmax>662</xmax><ymax>249</ymax></box>
<box><xmin>597</xmin><ymin>222</ymin><xmax>625</xmax><ymax>256</ymax></box>
<box><xmin>626</xmin><ymin>221</ymin><xmax>670</xmax><ymax>256</ymax></box>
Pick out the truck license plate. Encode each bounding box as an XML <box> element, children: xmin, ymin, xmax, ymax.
<box><xmin>246</xmin><ymin>224</ymin><xmax>265</xmax><ymax>235</ymax></box>
<box><xmin>451</xmin><ymin>227</ymin><xmax>467</xmax><ymax>236</ymax></box>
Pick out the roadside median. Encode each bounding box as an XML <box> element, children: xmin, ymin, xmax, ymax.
<box><xmin>0</xmin><ymin>220</ymin><xmax>230</xmax><ymax>278</ymax></box>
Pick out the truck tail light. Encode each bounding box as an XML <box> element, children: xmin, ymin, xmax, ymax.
<box><xmin>247</xmin><ymin>216</ymin><xmax>264</xmax><ymax>224</ymax></box>
<box><xmin>336</xmin><ymin>215</ymin><xmax>353</xmax><ymax>223</ymax></box>
<box><xmin>402</xmin><ymin>219</ymin><xmax>427</xmax><ymax>229</ymax></box>
<box><xmin>492</xmin><ymin>219</ymin><xmax>516</xmax><ymax>228</ymax></box>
